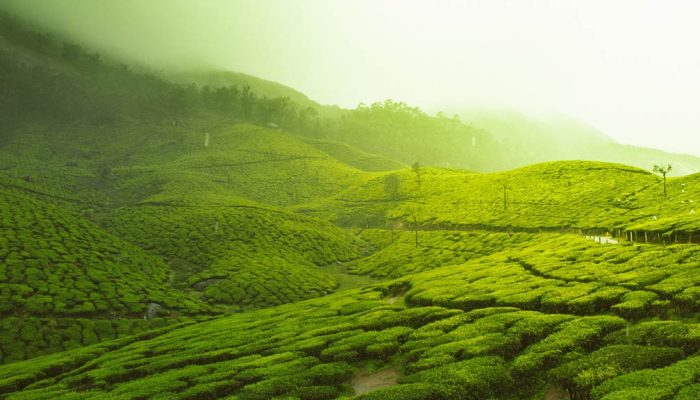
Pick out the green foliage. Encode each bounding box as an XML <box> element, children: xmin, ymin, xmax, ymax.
<box><xmin>591</xmin><ymin>355</ymin><xmax>700</xmax><ymax>400</ymax></box>
<box><xmin>0</xmin><ymin>188</ymin><xmax>210</xmax><ymax>317</ymax></box>
<box><xmin>549</xmin><ymin>345</ymin><xmax>683</xmax><ymax>398</ymax></box>
<box><xmin>3</xmin><ymin>14</ymin><xmax>700</xmax><ymax>400</ymax></box>
<box><xmin>401</xmin><ymin>356</ymin><xmax>512</xmax><ymax>399</ymax></box>
<box><xmin>318</xmin><ymin>100</ymin><xmax>495</xmax><ymax>171</ymax></box>
<box><xmin>103</xmin><ymin>203</ymin><xmax>356</xmax><ymax>308</ymax></box>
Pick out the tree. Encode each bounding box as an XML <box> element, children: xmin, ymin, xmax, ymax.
<box><xmin>384</xmin><ymin>174</ymin><xmax>401</xmax><ymax>199</ymax></box>
<box><xmin>652</xmin><ymin>164</ymin><xmax>672</xmax><ymax>197</ymax></box>
<box><xmin>412</xmin><ymin>162</ymin><xmax>422</xmax><ymax>191</ymax></box>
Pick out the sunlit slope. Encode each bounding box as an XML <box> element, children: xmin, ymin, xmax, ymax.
<box><xmin>346</xmin><ymin>229</ymin><xmax>543</xmax><ymax>278</ymax></box>
<box><xmin>301</xmin><ymin>160</ymin><xmax>700</xmax><ymax>235</ymax></box>
<box><xmin>405</xmin><ymin>234</ymin><xmax>700</xmax><ymax>317</ymax></box>
<box><xmin>113</xmin><ymin>124</ymin><xmax>365</xmax><ymax>207</ymax></box>
<box><xmin>621</xmin><ymin>172</ymin><xmax>700</xmax><ymax>236</ymax></box>
<box><xmin>2</xmin><ymin>236</ymin><xmax>699</xmax><ymax>399</ymax></box>
<box><xmin>100</xmin><ymin>204</ymin><xmax>358</xmax><ymax>309</ymax></box>
<box><xmin>299</xmin><ymin>137</ymin><xmax>406</xmax><ymax>172</ymax></box>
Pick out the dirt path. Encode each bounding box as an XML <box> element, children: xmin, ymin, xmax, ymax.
<box><xmin>351</xmin><ymin>368</ymin><xmax>399</xmax><ymax>395</ymax></box>
<box><xmin>584</xmin><ymin>235</ymin><xmax>619</xmax><ymax>244</ymax></box>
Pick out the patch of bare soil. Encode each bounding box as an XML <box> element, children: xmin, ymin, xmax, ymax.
<box><xmin>351</xmin><ymin>367</ymin><xmax>399</xmax><ymax>395</ymax></box>
<box><xmin>387</xmin><ymin>292</ymin><xmax>406</xmax><ymax>305</ymax></box>
<box><xmin>544</xmin><ymin>386</ymin><xmax>570</xmax><ymax>400</ymax></box>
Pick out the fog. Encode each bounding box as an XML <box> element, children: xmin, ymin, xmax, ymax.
<box><xmin>2</xmin><ymin>0</ymin><xmax>700</xmax><ymax>156</ymax></box>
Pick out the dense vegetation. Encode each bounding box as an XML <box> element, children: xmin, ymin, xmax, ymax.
<box><xmin>302</xmin><ymin>160</ymin><xmax>700</xmax><ymax>242</ymax></box>
<box><xmin>1</xmin><ymin>12</ymin><xmax>700</xmax><ymax>400</ymax></box>
<box><xmin>2</xmin><ymin>238</ymin><xmax>700</xmax><ymax>399</ymax></box>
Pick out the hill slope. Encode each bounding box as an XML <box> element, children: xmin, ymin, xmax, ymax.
<box><xmin>460</xmin><ymin>109</ymin><xmax>700</xmax><ymax>176</ymax></box>
<box><xmin>1</xmin><ymin>235</ymin><xmax>699</xmax><ymax>399</ymax></box>
<box><xmin>1</xmin><ymin>12</ymin><xmax>700</xmax><ymax>400</ymax></box>
<box><xmin>300</xmin><ymin>160</ymin><xmax>700</xmax><ymax>240</ymax></box>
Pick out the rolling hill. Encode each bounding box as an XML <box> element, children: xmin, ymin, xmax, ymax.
<box><xmin>459</xmin><ymin>109</ymin><xmax>700</xmax><ymax>176</ymax></box>
<box><xmin>1</xmin><ymin>11</ymin><xmax>700</xmax><ymax>400</ymax></box>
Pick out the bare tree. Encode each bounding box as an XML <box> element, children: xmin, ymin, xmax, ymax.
<box><xmin>652</xmin><ymin>164</ymin><xmax>672</xmax><ymax>197</ymax></box>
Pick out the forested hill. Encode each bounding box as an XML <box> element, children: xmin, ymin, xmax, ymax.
<box><xmin>3</xmin><ymin>11</ymin><xmax>700</xmax><ymax>175</ymax></box>
<box><xmin>0</xmin><ymin>13</ymin><xmax>325</xmax><ymax>140</ymax></box>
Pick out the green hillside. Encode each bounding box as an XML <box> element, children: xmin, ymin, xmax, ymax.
<box><xmin>299</xmin><ymin>137</ymin><xmax>405</xmax><ymax>172</ymax></box>
<box><xmin>101</xmin><ymin>204</ymin><xmax>357</xmax><ymax>308</ymax></box>
<box><xmin>168</xmin><ymin>70</ymin><xmax>320</xmax><ymax>109</ymax></box>
<box><xmin>0</xmin><ymin>187</ymin><xmax>210</xmax><ymax>318</ymax></box>
<box><xmin>1</xmin><ymin>11</ymin><xmax>700</xmax><ymax>400</ymax></box>
<box><xmin>0</xmin><ymin>187</ymin><xmax>214</xmax><ymax>363</ymax></box>
<box><xmin>459</xmin><ymin>109</ymin><xmax>700</xmax><ymax>176</ymax></box>
<box><xmin>1</xmin><ymin>237</ymin><xmax>699</xmax><ymax>399</ymax></box>
<box><xmin>301</xmin><ymin>160</ymin><xmax>700</xmax><ymax>242</ymax></box>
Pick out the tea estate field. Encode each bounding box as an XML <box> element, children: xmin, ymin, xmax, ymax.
<box><xmin>1</xmin><ymin>122</ymin><xmax>700</xmax><ymax>398</ymax></box>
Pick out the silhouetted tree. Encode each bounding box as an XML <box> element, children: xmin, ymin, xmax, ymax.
<box><xmin>412</xmin><ymin>162</ymin><xmax>422</xmax><ymax>191</ymax></box>
<box><xmin>653</xmin><ymin>164</ymin><xmax>672</xmax><ymax>197</ymax></box>
<box><xmin>384</xmin><ymin>174</ymin><xmax>401</xmax><ymax>199</ymax></box>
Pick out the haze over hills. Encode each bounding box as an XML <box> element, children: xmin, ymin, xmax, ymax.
<box><xmin>2</xmin><ymin>9</ymin><xmax>700</xmax><ymax>400</ymax></box>
<box><xmin>2</xmin><ymin>9</ymin><xmax>699</xmax><ymax>175</ymax></box>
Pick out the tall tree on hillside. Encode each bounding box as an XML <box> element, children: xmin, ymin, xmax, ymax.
<box><xmin>384</xmin><ymin>174</ymin><xmax>401</xmax><ymax>199</ymax></box>
<box><xmin>652</xmin><ymin>164</ymin><xmax>672</xmax><ymax>197</ymax></box>
<box><xmin>412</xmin><ymin>162</ymin><xmax>422</xmax><ymax>191</ymax></box>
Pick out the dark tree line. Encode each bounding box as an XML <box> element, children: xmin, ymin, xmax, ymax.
<box><xmin>0</xmin><ymin>13</ymin><xmax>321</xmax><ymax>136</ymax></box>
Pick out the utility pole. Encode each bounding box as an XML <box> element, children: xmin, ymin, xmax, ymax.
<box><xmin>502</xmin><ymin>183</ymin><xmax>508</xmax><ymax>210</ymax></box>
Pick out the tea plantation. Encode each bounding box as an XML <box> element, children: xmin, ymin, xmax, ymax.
<box><xmin>3</xmin><ymin>14</ymin><xmax>700</xmax><ymax>398</ymax></box>
<box><xmin>4</xmin><ymin>132</ymin><xmax>700</xmax><ymax>397</ymax></box>
<box><xmin>302</xmin><ymin>161</ymin><xmax>700</xmax><ymax>240</ymax></box>
<box><xmin>101</xmin><ymin>204</ymin><xmax>358</xmax><ymax>308</ymax></box>
<box><xmin>1</xmin><ymin>236</ymin><xmax>700</xmax><ymax>399</ymax></box>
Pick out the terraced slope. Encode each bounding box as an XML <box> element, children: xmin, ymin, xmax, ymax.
<box><xmin>0</xmin><ymin>188</ymin><xmax>209</xmax><ymax>317</ymax></box>
<box><xmin>301</xmin><ymin>160</ymin><xmax>700</xmax><ymax>238</ymax></box>
<box><xmin>1</xmin><ymin>237</ymin><xmax>699</xmax><ymax>399</ymax></box>
<box><xmin>101</xmin><ymin>204</ymin><xmax>357</xmax><ymax>308</ymax></box>
<box><xmin>0</xmin><ymin>122</ymin><xmax>365</xmax><ymax>206</ymax></box>
<box><xmin>299</xmin><ymin>138</ymin><xmax>405</xmax><ymax>172</ymax></box>
<box><xmin>0</xmin><ymin>123</ymin><xmax>372</xmax><ymax>361</ymax></box>
<box><xmin>347</xmin><ymin>230</ymin><xmax>542</xmax><ymax>278</ymax></box>
<box><xmin>0</xmin><ymin>187</ymin><xmax>214</xmax><ymax>363</ymax></box>
<box><xmin>111</xmin><ymin>124</ymin><xmax>365</xmax><ymax>207</ymax></box>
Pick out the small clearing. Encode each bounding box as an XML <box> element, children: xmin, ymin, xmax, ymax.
<box><xmin>351</xmin><ymin>367</ymin><xmax>400</xmax><ymax>395</ymax></box>
<box><xmin>584</xmin><ymin>235</ymin><xmax>619</xmax><ymax>244</ymax></box>
<box><xmin>544</xmin><ymin>386</ymin><xmax>570</xmax><ymax>400</ymax></box>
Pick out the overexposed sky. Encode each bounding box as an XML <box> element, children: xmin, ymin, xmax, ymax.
<box><xmin>2</xmin><ymin>0</ymin><xmax>700</xmax><ymax>155</ymax></box>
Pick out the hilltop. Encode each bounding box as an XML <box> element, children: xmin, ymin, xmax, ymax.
<box><xmin>301</xmin><ymin>160</ymin><xmax>700</xmax><ymax>241</ymax></box>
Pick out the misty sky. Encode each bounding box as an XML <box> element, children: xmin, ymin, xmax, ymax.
<box><xmin>2</xmin><ymin>0</ymin><xmax>700</xmax><ymax>156</ymax></box>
